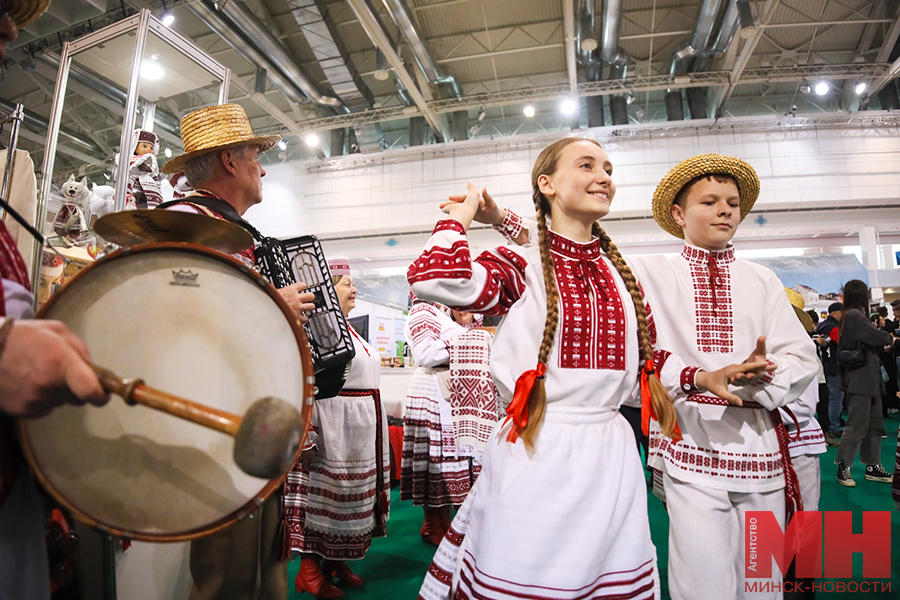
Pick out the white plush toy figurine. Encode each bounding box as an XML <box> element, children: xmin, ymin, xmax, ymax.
<box><xmin>53</xmin><ymin>175</ymin><xmax>93</xmax><ymax>244</ymax></box>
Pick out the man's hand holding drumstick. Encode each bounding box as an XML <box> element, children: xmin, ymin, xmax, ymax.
<box><xmin>0</xmin><ymin>319</ymin><xmax>109</xmax><ymax>418</ymax></box>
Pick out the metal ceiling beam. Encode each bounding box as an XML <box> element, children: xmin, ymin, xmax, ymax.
<box><xmin>714</xmin><ymin>0</ymin><xmax>782</xmax><ymax>117</ymax></box>
<box><xmin>563</xmin><ymin>0</ymin><xmax>577</xmax><ymax>94</ymax></box>
<box><xmin>867</xmin><ymin>1</ymin><xmax>900</xmax><ymax>96</ymax></box>
<box><xmin>250</xmin><ymin>62</ymin><xmax>888</xmax><ymax>135</ymax></box>
<box><xmin>14</xmin><ymin>123</ymin><xmax>106</xmax><ymax>167</ymax></box>
<box><xmin>343</xmin><ymin>0</ymin><xmax>446</xmax><ymax>137</ymax></box>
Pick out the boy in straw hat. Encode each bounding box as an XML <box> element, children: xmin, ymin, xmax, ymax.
<box><xmin>1</xmin><ymin>5</ymin><xmax>109</xmax><ymax>600</ymax></box>
<box><xmin>625</xmin><ymin>155</ymin><xmax>818</xmax><ymax>600</ymax></box>
<box><xmin>159</xmin><ymin>104</ymin><xmax>316</xmax><ymax>600</ymax></box>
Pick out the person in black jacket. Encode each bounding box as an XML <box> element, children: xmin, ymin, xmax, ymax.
<box><xmin>814</xmin><ymin>303</ymin><xmax>843</xmax><ymax>444</ymax></box>
<box><xmin>835</xmin><ymin>280</ymin><xmax>895</xmax><ymax>486</ymax></box>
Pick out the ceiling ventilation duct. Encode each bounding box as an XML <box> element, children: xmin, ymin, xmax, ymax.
<box><xmin>288</xmin><ymin>1</ymin><xmax>373</xmax><ymax>112</ymax></box>
<box><xmin>665</xmin><ymin>0</ymin><xmax>727</xmax><ymax>121</ymax></box>
<box><xmin>599</xmin><ymin>0</ymin><xmax>630</xmax><ymax>125</ymax></box>
<box><xmin>376</xmin><ymin>0</ymin><xmax>468</xmax><ymax>141</ymax></box>
<box><xmin>191</xmin><ymin>0</ymin><xmax>346</xmax><ymax>112</ymax></box>
<box><xmin>575</xmin><ymin>0</ymin><xmax>603</xmax><ymax>127</ymax></box>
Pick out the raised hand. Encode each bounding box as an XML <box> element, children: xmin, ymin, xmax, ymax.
<box><xmin>730</xmin><ymin>336</ymin><xmax>771</xmax><ymax>387</ymax></box>
<box><xmin>695</xmin><ymin>359</ymin><xmax>776</xmax><ymax>406</ymax></box>
<box><xmin>441</xmin><ymin>180</ymin><xmax>482</xmax><ymax>231</ymax></box>
<box><xmin>440</xmin><ymin>186</ymin><xmax>505</xmax><ymax>226</ymax></box>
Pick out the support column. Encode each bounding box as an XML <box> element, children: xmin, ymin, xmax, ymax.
<box><xmin>859</xmin><ymin>225</ymin><xmax>883</xmax><ymax>297</ymax></box>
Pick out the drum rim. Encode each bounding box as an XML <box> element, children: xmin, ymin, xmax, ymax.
<box><xmin>20</xmin><ymin>242</ymin><xmax>316</xmax><ymax>542</ymax></box>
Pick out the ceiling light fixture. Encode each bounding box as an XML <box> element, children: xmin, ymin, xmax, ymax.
<box><xmin>304</xmin><ymin>133</ymin><xmax>319</xmax><ymax>147</ymax></box>
<box><xmin>477</xmin><ymin>107</ymin><xmax>486</xmax><ymax>121</ymax></box>
<box><xmin>164</xmin><ymin>148</ymin><xmax>172</xmax><ymax>158</ymax></box>
<box><xmin>580</xmin><ymin>38</ymin><xmax>598</xmax><ymax>52</ymax></box>
<box><xmin>814</xmin><ymin>81</ymin><xmax>829</xmax><ymax>96</ymax></box>
<box><xmin>140</xmin><ymin>60</ymin><xmax>165</xmax><ymax>80</ymax></box>
<box><xmin>161</xmin><ymin>0</ymin><xmax>175</xmax><ymax>27</ymax></box>
<box><xmin>854</xmin><ymin>81</ymin><xmax>867</xmax><ymax>95</ymax></box>
<box><xmin>523</xmin><ymin>104</ymin><xmax>535</xmax><ymax>117</ymax></box>
<box><xmin>277</xmin><ymin>140</ymin><xmax>287</xmax><ymax>151</ymax></box>
<box><xmin>799</xmin><ymin>82</ymin><xmax>811</xmax><ymax>94</ymax></box>
<box><xmin>561</xmin><ymin>98</ymin><xmax>577</xmax><ymax>115</ymax></box>
<box><xmin>626</xmin><ymin>92</ymin><xmax>635</xmax><ymax>105</ymax></box>
<box><xmin>737</xmin><ymin>0</ymin><xmax>757</xmax><ymax>39</ymax></box>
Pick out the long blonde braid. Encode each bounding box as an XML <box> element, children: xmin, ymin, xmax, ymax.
<box><xmin>591</xmin><ymin>223</ymin><xmax>678</xmax><ymax>438</ymax></box>
<box><xmin>516</xmin><ymin>193</ymin><xmax>559</xmax><ymax>449</ymax></box>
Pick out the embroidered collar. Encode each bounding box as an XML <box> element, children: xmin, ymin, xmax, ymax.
<box><xmin>681</xmin><ymin>243</ymin><xmax>735</xmax><ymax>266</ymax></box>
<box><xmin>547</xmin><ymin>230</ymin><xmax>603</xmax><ymax>261</ymax></box>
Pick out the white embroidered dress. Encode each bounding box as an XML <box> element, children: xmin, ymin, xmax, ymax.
<box><xmin>284</xmin><ymin>328</ymin><xmax>391</xmax><ymax>559</ymax></box>
<box><xmin>411</xmin><ymin>219</ymin><xmax>676</xmax><ymax>600</ymax></box>
<box><xmin>401</xmin><ymin>303</ymin><xmax>479</xmax><ymax>507</ymax></box>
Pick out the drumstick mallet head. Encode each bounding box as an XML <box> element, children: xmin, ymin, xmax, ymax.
<box><xmin>91</xmin><ymin>365</ymin><xmax>305</xmax><ymax>480</ymax></box>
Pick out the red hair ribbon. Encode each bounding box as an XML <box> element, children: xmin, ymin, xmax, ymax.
<box><xmin>640</xmin><ymin>359</ymin><xmax>656</xmax><ymax>437</ymax></box>
<box><xmin>505</xmin><ymin>363</ymin><xmax>546</xmax><ymax>443</ymax></box>
<box><xmin>640</xmin><ymin>359</ymin><xmax>681</xmax><ymax>441</ymax></box>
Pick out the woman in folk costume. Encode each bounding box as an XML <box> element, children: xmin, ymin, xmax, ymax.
<box><xmin>401</xmin><ymin>299</ymin><xmax>498</xmax><ymax>546</ymax></box>
<box><xmin>410</xmin><ymin>138</ymin><xmax>765</xmax><ymax>600</ymax></box>
<box><xmin>285</xmin><ymin>258</ymin><xmax>391</xmax><ymax>599</ymax></box>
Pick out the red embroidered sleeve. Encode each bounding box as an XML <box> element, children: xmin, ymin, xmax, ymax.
<box><xmin>408</xmin><ymin>219</ymin><xmax>527</xmax><ymax>316</ymax></box>
<box><xmin>407</xmin><ymin>220</ymin><xmax>472</xmax><ymax>284</ymax></box>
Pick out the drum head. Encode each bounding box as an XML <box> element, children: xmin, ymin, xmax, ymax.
<box><xmin>20</xmin><ymin>245</ymin><xmax>314</xmax><ymax>541</ymax></box>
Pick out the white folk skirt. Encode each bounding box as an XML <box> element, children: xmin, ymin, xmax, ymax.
<box><xmin>420</xmin><ymin>405</ymin><xmax>660</xmax><ymax>600</ymax></box>
<box><xmin>285</xmin><ymin>389</ymin><xmax>390</xmax><ymax>560</ymax></box>
<box><xmin>401</xmin><ymin>368</ymin><xmax>476</xmax><ymax>507</ymax></box>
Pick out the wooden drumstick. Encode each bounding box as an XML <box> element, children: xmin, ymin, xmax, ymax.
<box><xmin>91</xmin><ymin>364</ymin><xmax>305</xmax><ymax>480</ymax></box>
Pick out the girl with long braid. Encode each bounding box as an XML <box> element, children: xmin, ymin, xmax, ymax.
<box><xmin>409</xmin><ymin>138</ymin><xmax>769</xmax><ymax>600</ymax></box>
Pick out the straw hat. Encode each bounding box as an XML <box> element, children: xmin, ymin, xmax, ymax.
<box><xmin>161</xmin><ymin>104</ymin><xmax>281</xmax><ymax>174</ymax></box>
<box><xmin>652</xmin><ymin>153</ymin><xmax>760</xmax><ymax>239</ymax></box>
<box><xmin>7</xmin><ymin>0</ymin><xmax>51</xmax><ymax>28</ymax></box>
<box><xmin>785</xmin><ymin>287</ymin><xmax>814</xmax><ymax>332</ymax></box>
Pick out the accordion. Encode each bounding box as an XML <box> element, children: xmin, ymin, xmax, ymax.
<box><xmin>255</xmin><ymin>235</ymin><xmax>356</xmax><ymax>397</ymax></box>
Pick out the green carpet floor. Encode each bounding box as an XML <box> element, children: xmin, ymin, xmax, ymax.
<box><xmin>288</xmin><ymin>416</ymin><xmax>900</xmax><ymax>599</ymax></box>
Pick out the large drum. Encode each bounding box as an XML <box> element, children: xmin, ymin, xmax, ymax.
<box><xmin>19</xmin><ymin>243</ymin><xmax>315</xmax><ymax>541</ymax></box>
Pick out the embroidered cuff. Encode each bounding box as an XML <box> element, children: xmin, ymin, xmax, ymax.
<box><xmin>680</xmin><ymin>366</ymin><xmax>702</xmax><ymax>394</ymax></box>
<box><xmin>492</xmin><ymin>209</ymin><xmax>523</xmax><ymax>242</ymax></box>
<box><xmin>434</xmin><ymin>219</ymin><xmax>466</xmax><ymax>235</ymax></box>
<box><xmin>755</xmin><ymin>359</ymin><xmax>776</xmax><ymax>386</ymax></box>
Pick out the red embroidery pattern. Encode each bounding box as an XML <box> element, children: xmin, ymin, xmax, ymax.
<box><xmin>0</xmin><ymin>221</ymin><xmax>29</xmax><ymax>288</ymax></box>
<box><xmin>468</xmin><ymin>247</ymin><xmax>526</xmax><ymax>315</ymax></box>
<box><xmin>650</xmin><ymin>431</ymin><xmax>784</xmax><ymax>481</ymax></box>
<box><xmin>788</xmin><ymin>428</ymin><xmax>825</xmax><ymax>453</ymax></box>
<box><xmin>549</xmin><ymin>231</ymin><xmax>626</xmax><ymax>371</ymax></box>
<box><xmin>755</xmin><ymin>359</ymin><xmax>776</xmax><ymax>386</ymax></box>
<box><xmin>680</xmin><ymin>366</ymin><xmax>701</xmax><ymax>394</ymax></box>
<box><xmin>493</xmin><ymin>209</ymin><xmax>523</xmax><ymax>242</ymax></box>
<box><xmin>408</xmin><ymin>305</ymin><xmax>442</xmax><ymax>346</ymax></box>
<box><xmin>682</xmin><ymin>245</ymin><xmax>735</xmax><ymax>354</ymax></box>
<box><xmin>455</xmin><ymin>555</ymin><xmax>656</xmax><ymax>600</ymax></box>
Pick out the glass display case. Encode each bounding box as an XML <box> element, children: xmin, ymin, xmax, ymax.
<box><xmin>32</xmin><ymin>8</ymin><xmax>231</xmax><ymax>295</ymax></box>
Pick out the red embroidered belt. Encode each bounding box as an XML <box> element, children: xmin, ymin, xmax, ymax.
<box><xmin>685</xmin><ymin>394</ymin><xmax>803</xmax><ymax>523</ymax></box>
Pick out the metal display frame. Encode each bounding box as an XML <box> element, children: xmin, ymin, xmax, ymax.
<box><xmin>32</xmin><ymin>8</ymin><xmax>232</xmax><ymax>300</ymax></box>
